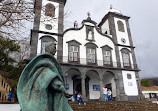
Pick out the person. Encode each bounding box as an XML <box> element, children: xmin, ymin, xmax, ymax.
<box><xmin>17</xmin><ymin>42</ymin><xmax>73</xmax><ymax>111</ymax></box>
<box><xmin>103</xmin><ymin>85</ymin><xmax>108</xmax><ymax>101</ymax></box>
<box><xmin>7</xmin><ymin>91</ymin><xmax>13</xmax><ymax>102</ymax></box>
<box><xmin>74</xmin><ymin>21</ymin><xmax>78</xmax><ymax>28</ymax></box>
<box><xmin>74</xmin><ymin>91</ymin><xmax>78</xmax><ymax>101</ymax></box>
<box><xmin>108</xmin><ymin>89</ymin><xmax>112</xmax><ymax>101</ymax></box>
<box><xmin>77</xmin><ymin>92</ymin><xmax>86</xmax><ymax>105</ymax></box>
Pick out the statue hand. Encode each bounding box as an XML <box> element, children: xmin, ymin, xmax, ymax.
<box><xmin>51</xmin><ymin>78</ymin><xmax>65</xmax><ymax>92</ymax></box>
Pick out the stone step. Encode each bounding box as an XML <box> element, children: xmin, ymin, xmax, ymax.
<box><xmin>69</xmin><ymin>101</ymin><xmax>158</xmax><ymax>111</ymax></box>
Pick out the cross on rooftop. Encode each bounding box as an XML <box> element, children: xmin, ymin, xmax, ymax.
<box><xmin>87</xmin><ymin>12</ymin><xmax>91</xmax><ymax>17</ymax></box>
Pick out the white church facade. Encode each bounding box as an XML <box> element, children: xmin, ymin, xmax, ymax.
<box><xmin>30</xmin><ymin>0</ymin><xmax>142</xmax><ymax>101</ymax></box>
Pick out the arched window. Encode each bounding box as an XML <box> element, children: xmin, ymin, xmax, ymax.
<box><xmin>121</xmin><ymin>48</ymin><xmax>131</xmax><ymax>68</ymax></box>
<box><xmin>117</xmin><ymin>20</ymin><xmax>125</xmax><ymax>32</ymax></box>
<box><xmin>40</xmin><ymin>36</ymin><xmax>57</xmax><ymax>53</ymax></box>
<box><xmin>45</xmin><ymin>3</ymin><xmax>55</xmax><ymax>17</ymax></box>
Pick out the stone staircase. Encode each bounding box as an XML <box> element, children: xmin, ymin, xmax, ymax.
<box><xmin>69</xmin><ymin>101</ymin><xmax>158</xmax><ymax>111</ymax></box>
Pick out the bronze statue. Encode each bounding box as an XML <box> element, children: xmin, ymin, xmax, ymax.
<box><xmin>17</xmin><ymin>42</ymin><xmax>73</xmax><ymax>111</ymax></box>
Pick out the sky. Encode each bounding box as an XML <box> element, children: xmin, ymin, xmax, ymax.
<box><xmin>64</xmin><ymin>0</ymin><xmax>158</xmax><ymax>79</ymax></box>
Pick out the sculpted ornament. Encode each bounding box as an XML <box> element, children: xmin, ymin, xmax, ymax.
<box><xmin>17</xmin><ymin>42</ymin><xmax>73</xmax><ymax>111</ymax></box>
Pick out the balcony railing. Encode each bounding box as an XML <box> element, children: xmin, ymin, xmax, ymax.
<box><xmin>57</xmin><ymin>56</ymin><xmax>138</xmax><ymax>70</ymax></box>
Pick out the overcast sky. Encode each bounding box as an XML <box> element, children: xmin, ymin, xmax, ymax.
<box><xmin>64</xmin><ymin>0</ymin><xmax>158</xmax><ymax>79</ymax></box>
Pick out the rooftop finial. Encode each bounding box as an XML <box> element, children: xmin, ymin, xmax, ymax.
<box><xmin>110</xmin><ymin>5</ymin><xmax>113</xmax><ymax>9</ymax></box>
<box><xmin>87</xmin><ymin>12</ymin><xmax>91</xmax><ymax>17</ymax></box>
<box><xmin>87</xmin><ymin>12</ymin><xmax>91</xmax><ymax>20</ymax></box>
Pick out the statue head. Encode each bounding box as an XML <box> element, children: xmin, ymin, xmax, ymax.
<box><xmin>45</xmin><ymin>42</ymin><xmax>57</xmax><ymax>55</ymax></box>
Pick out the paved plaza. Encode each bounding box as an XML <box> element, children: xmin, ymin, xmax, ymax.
<box><xmin>0</xmin><ymin>104</ymin><xmax>20</xmax><ymax>111</ymax></box>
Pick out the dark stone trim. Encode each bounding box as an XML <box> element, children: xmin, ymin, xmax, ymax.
<box><xmin>63</xmin><ymin>24</ymin><xmax>84</xmax><ymax>35</ymax></box>
<box><xmin>100</xmin><ymin>45</ymin><xmax>113</xmax><ymax>50</ymax></box>
<box><xmin>66</xmin><ymin>39</ymin><xmax>82</xmax><ymax>45</ymax></box>
<box><xmin>57</xmin><ymin>3</ymin><xmax>64</xmax><ymax>61</ymax></box>
<box><xmin>32</xmin><ymin>29</ymin><xmax>63</xmax><ymax>37</ymax></box>
<box><xmin>30</xmin><ymin>0</ymin><xmax>42</xmax><ymax>59</ymax></box>
<box><xmin>84</xmin><ymin>42</ymin><xmax>98</xmax><ymax>48</ymax></box>
<box><xmin>82</xmin><ymin>19</ymin><xmax>97</xmax><ymax>25</ymax></box>
<box><xmin>49</xmin><ymin>0</ymin><xmax>67</xmax><ymax>5</ymax></box>
<box><xmin>120</xmin><ymin>48</ymin><xmax>131</xmax><ymax>53</ymax></box>
<box><xmin>59</xmin><ymin>63</ymin><xmax>140</xmax><ymax>72</ymax></box>
<box><xmin>127</xmin><ymin>96</ymin><xmax>139</xmax><ymax>101</ymax></box>
<box><xmin>108</xmin><ymin>15</ymin><xmax>121</xmax><ymax>68</ymax></box>
<box><xmin>116</xmin><ymin>44</ymin><xmax>135</xmax><ymax>48</ymax></box>
<box><xmin>98</xmin><ymin>12</ymin><xmax>130</xmax><ymax>27</ymax></box>
<box><xmin>125</xmin><ymin>20</ymin><xmax>138</xmax><ymax>67</ymax></box>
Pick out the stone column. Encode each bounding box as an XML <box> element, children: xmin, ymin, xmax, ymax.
<box><xmin>81</xmin><ymin>76</ymin><xmax>86</xmax><ymax>100</ymax></box>
<box><xmin>114</xmin><ymin>78</ymin><xmax>120</xmax><ymax>101</ymax></box>
<box><xmin>99</xmin><ymin>77</ymin><xmax>104</xmax><ymax>101</ymax></box>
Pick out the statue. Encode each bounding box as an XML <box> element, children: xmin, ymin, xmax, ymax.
<box><xmin>88</xmin><ymin>31</ymin><xmax>93</xmax><ymax>40</ymax></box>
<box><xmin>17</xmin><ymin>42</ymin><xmax>73</xmax><ymax>111</ymax></box>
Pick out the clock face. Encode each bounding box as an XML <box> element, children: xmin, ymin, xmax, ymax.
<box><xmin>121</xmin><ymin>38</ymin><xmax>126</xmax><ymax>44</ymax></box>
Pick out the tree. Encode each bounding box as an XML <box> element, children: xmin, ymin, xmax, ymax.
<box><xmin>141</xmin><ymin>79</ymin><xmax>152</xmax><ymax>87</ymax></box>
<box><xmin>0</xmin><ymin>36</ymin><xmax>20</xmax><ymax>66</ymax></box>
<box><xmin>14</xmin><ymin>37</ymin><xmax>30</xmax><ymax>68</ymax></box>
<box><xmin>0</xmin><ymin>0</ymin><xmax>34</xmax><ymax>39</ymax></box>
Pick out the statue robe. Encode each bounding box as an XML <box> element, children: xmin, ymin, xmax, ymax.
<box><xmin>17</xmin><ymin>53</ymin><xmax>73</xmax><ymax>111</ymax></box>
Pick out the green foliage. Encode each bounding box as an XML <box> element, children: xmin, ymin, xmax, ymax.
<box><xmin>141</xmin><ymin>79</ymin><xmax>152</xmax><ymax>87</ymax></box>
<box><xmin>0</xmin><ymin>36</ymin><xmax>20</xmax><ymax>65</ymax></box>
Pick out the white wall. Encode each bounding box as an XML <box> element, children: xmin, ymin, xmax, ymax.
<box><xmin>101</xmin><ymin>19</ymin><xmax>110</xmax><ymax>35</ymax></box>
<box><xmin>114</xmin><ymin>17</ymin><xmax>130</xmax><ymax>46</ymax></box>
<box><xmin>66</xmin><ymin>76</ymin><xmax>73</xmax><ymax>94</ymax></box>
<box><xmin>89</xmin><ymin>74</ymin><xmax>100</xmax><ymax>99</ymax></box>
<box><xmin>36</xmin><ymin>0</ymin><xmax>59</xmax><ymax>55</ymax></box>
<box><xmin>40</xmin><ymin>0</ymin><xmax>59</xmax><ymax>33</ymax></box>
<box><xmin>63</xmin><ymin>22</ymin><xmax>117</xmax><ymax>66</ymax></box>
<box><xmin>122</xmin><ymin>71</ymin><xmax>138</xmax><ymax>96</ymax></box>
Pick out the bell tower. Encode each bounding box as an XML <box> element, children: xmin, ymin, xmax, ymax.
<box><xmin>30</xmin><ymin>0</ymin><xmax>66</xmax><ymax>60</ymax></box>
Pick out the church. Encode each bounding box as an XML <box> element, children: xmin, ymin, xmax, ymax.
<box><xmin>30</xmin><ymin>0</ymin><xmax>142</xmax><ymax>101</ymax></box>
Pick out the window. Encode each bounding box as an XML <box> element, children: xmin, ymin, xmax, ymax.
<box><xmin>101</xmin><ymin>45</ymin><xmax>113</xmax><ymax>66</ymax></box>
<box><xmin>117</xmin><ymin>20</ymin><xmax>125</xmax><ymax>32</ymax></box>
<box><xmin>85</xmin><ymin>42</ymin><xmax>98</xmax><ymax>64</ymax></box>
<box><xmin>41</xmin><ymin>41</ymin><xmax>47</xmax><ymax>53</ymax></box>
<box><xmin>87</xmin><ymin>48</ymin><xmax>96</xmax><ymax>64</ymax></box>
<box><xmin>45</xmin><ymin>3</ymin><xmax>55</xmax><ymax>17</ymax></box>
<box><xmin>127</xmin><ymin>74</ymin><xmax>132</xmax><ymax>79</ymax></box>
<box><xmin>103</xmin><ymin>50</ymin><xmax>111</xmax><ymax>65</ymax></box>
<box><xmin>122</xmin><ymin>53</ymin><xmax>130</xmax><ymax>67</ymax></box>
<box><xmin>69</xmin><ymin>46</ymin><xmax>79</xmax><ymax>62</ymax></box>
<box><xmin>121</xmin><ymin>48</ymin><xmax>131</xmax><ymax>68</ymax></box>
<box><xmin>128</xmin><ymin>82</ymin><xmax>133</xmax><ymax>86</ymax></box>
<box><xmin>40</xmin><ymin>36</ymin><xmax>57</xmax><ymax>54</ymax></box>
